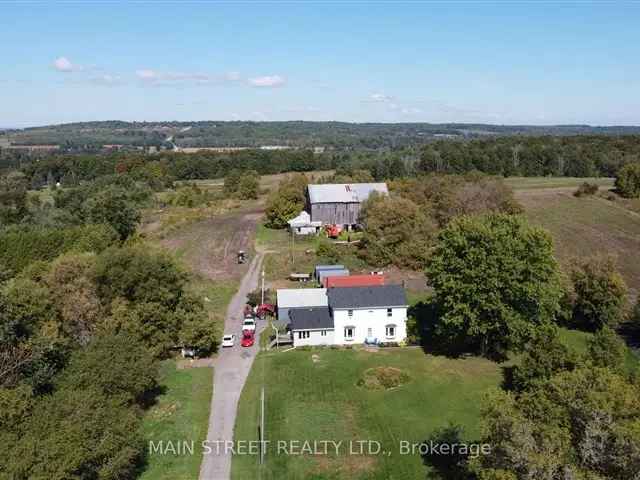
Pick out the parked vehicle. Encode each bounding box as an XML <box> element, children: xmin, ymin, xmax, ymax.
<box><xmin>242</xmin><ymin>318</ymin><xmax>256</xmax><ymax>332</ymax></box>
<box><xmin>241</xmin><ymin>330</ymin><xmax>255</xmax><ymax>347</ymax></box>
<box><xmin>221</xmin><ymin>334</ymin><xmax>236</xmax><ymax>348</ymax></box>
<box><xmin>325</xmin><ymin>224</ymin><xmax>342</xmax><ymax>239</ymax></box>
<box><xmin>244</xmin><ymin>304</ymin><xmax>254</xmax><ymax>318</ymax></box>
<box><xmin>256</xmin><ymin>303</ymin><xmax>276</xmax><ymax>319</ymax></box>
<box><xmin>237</xmin><ymin>250</ymin><xmax>247</xmax><ymax>264</ymax></box>
<box><xmin>181</xmin><ymin>347</ymin><xmax>196</xmax><ymax>358</ymax></box>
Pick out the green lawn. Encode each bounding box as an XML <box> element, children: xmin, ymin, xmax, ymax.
<box><xmin>257</xmin><ymin>224</ymin><xmax>370</xmax><ymax>288</ymax></box>
<box><xmin>231</xmin><ymin>348</ymin><xmax>501</xmax><ymax>480</ymax></box>
<box><xmin>558</xmin><ymin>327</ymin><xmax>592</xmax><ymax>355</ymax></box>
<box><xmin>140</xmin><ymin>360</ymin><xmax>213</xmax><ymax>480</ymax></box>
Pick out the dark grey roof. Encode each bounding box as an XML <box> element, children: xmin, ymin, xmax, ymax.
<box><xmin>327</xmin><ymin>285</ymin><xmax>407</xmax><ymax>309</ymax></box>
<box><xmin>289</xmin><ymin>307</ymin><xmax>334</xmax><ymax>331</ymax></box>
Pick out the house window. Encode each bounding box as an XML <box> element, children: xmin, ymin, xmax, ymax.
<box><xmin>347</xmin><ymin>309</ymin><xmax>353</xmax><ymax>317</ymax></box>
<box><xmin>385</xmin><ymin>325</ymin><xmax>396</xmax><ymax>338</ymax></box>
<box><xmin>321</xmin><ymin>330</ymin><xmax>327</xmax><ymax>336</ymax></box>
<box><xmin>387</xmin><ymin>308</ymin><xmax>393</xmax><ymax>317</ymax></box>
<box><xmin>344</xmin><ymin>326</ymin><xmax>355</xmax><ymax>340</ymax></box>
<box><xmin>367</xmin><ymin>328</ymin><xmax>373</xmax><ymax>337</ymax></box>
<box><xmin>298</xmin><ymin>331</ymin><xmax>310</xmax><ymax>339</ymax></box>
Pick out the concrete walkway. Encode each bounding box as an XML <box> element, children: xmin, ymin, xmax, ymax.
<box><xmin>199</xmin><ymin>253</ymin><xmax>265</xmax><ymax>480</ymax></box>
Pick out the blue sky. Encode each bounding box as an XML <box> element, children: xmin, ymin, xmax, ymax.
<box><xmin>1</xmin><ymin>1</ymin><xmax>639</xmax><ymax>127</ymax></box>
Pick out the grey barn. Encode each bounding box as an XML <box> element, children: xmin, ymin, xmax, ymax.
<box><xmin>306</xmin><ymin>183</ymin><xmax>388</xmax><ymax>226</ymax></box>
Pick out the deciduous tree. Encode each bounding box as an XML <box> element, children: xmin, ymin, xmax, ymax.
<box><xmin>570</xmin><ymin>256</ymin><xmax>627</xmax><ymax>331</ymax></box>
<box><xmin>426</xmin><ymin>214</ymin><xmax>562</xmax><ymax>358</ymax></box>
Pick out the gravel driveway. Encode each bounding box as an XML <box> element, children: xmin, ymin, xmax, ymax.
<box><xmin>199</xmin><ymin>252</ymin><xmax>265</xmax><ymax>480</ymax></box>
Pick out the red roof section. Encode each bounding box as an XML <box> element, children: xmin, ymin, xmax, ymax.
<box><xmin>324</xmin><ymin>274</ymin><xmax>385</xmax><ymax>288</ymax></box>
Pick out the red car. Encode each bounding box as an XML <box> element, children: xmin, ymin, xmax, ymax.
<box><xmin>241</xmin><ymin>329</ymin><xmax>255</xmax><ymax>347</ymax></box>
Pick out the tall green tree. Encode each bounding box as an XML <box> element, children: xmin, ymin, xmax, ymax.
<box><xmin>426</xmin><ymin>214</ymin><xmax>562</xmax><ymax>358</ymax></box>
<box><xmin>82</xmin><ymin>186</ymin><xmax>140</xmax><ymax>240</ymax></box>
<box><xmin>570</xmin><ymin>256</ymin><xmax>627</xmax><ymax>331</ymax></box>
<box><xmin>586</xmin><ymin>326</ymin><xmax>627</xmax><ymax>373</ymax></box>
<box><xmin>0</xmin><ymin>172</ymin><xmax>29</xmax><ymax>226</ymax></box>
<box><xmin>476</xmin><ymin>367</ymin><xmax>640</xmax><ymax>480</ymax></box>
<box><xmin>615</xmin><ymin>162</ymin><xmax>640</xmax><ymax>198</ymax></box>
<box><xmin>236</xmin><ymin>170</ymin><xmax>260</xmax><ymax>200</ymax></box>
<box><xmin>359</xmin><ymin>193</ymin><xmax>437</xmax><ymax>269</ymax></box>
<box><xmin>510</xmin><ymin>325</ymin><xmax>579</xmax><ymax>392</ymax></box>
<box><xmin>264</xmin><ymin>173</ymin><xmax>308</xmax><ymax>228</ymax></box>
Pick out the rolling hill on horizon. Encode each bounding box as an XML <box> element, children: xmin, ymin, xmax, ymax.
<box><xmin>3</xmin><ymin>120</ymin><xmax>640</xmax><ymax>150</ymax></box>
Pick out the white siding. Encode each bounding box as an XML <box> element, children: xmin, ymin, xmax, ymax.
<box><xmin>332</xmin><ymin>307</ymin><xmax>407</xmax><ymax>345</ymax></box>
<box><xmin>292</xmin><ymin>329</ymin><xmax>335</xmax><ymax>347</ymax></box>
<box><xmin>290</xmin><ymin>226</ymin><xmax>318</xmax><ymax>235</ymax></box>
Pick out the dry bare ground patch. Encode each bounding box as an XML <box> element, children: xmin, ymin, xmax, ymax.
<box><xmin>154</xmin><ymin>208</ymin><xmax>262</xmax><ymax>280</ymax></box>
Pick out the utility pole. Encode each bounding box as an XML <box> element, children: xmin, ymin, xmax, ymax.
<box><xmin>290</xmin><ymin>229</ymin><xmax>295</xmax><ymax>266</ymax></box>
<box><xmin>260</xmin><ymin>387</ymin><xmax>265</xmax><ymax>464</ymax></box>
<box><xmin>261</xmin><ymin>268</ymin><xmax>265</xmax><ymax>306</ymax></box>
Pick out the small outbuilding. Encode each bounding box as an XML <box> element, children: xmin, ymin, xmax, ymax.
<box><xmin>287</xmin><ymin>210</ymin><xmax>322</xmax><ymax>235</ymax></box>
<box><xmin>313</xmin><ymin>264</ymin><xmax>345</xmax><ymax>281</ymax></box>
<box><xmin>318</xmin><ymin>268</ymin><xmax>350</xmax><ymax>286</ymax></box>
<box><xmin>324</xmin><ymin>274</ymin><xmax>385</xmax><ymax>288</ymax></box>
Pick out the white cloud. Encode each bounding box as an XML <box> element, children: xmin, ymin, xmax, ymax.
<box><xmin>224</xmin><ymin>71</ymin><xmax>241</xmax><ymax>81</ymax></box>
<box><xmin>400</xmin><ymin>107</ymin><xmax>422</xmax><ymax>115</ymax></box>
<box><xmin>369</xmin><ymin>92</ymin><xmax>394</xmax><ymax>102</ymax></box>
<box><xmin>53</xmin><ymin>57</ymin><xmax>81</xmax><ymax>72</ymax></box>
<box><xmin>136</xmin><ymin>69</ymin><xmax>243</xmax><ymax>86</ymax></box>
<box><xmin>248</xmin><ymin>75</ymin><xmax>286</xmax><ymax>88</ymax></box>
<box><xmin>136</xmin><ymin>69</ymin><xmax>159</xmax><ymax>80</ymax></box>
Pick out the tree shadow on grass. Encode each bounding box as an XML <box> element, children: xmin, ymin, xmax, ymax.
<box><xmin>500</xmin><ymin>365</ymin><xmax>517</xmax><ymax>392</ymax></box>
<box><xmin>139</xmin><ymin>383</ymin><xmax>167</xmax><ymax>410</ymax></box>
<box><xmin>409</xmin><ymin>301</ymin><xmax>476</xmax><ymax>359</ymax></box>
<box><xmin>421</xmin><ymin>424</ymin><xmax>478</xmax><ymax>480</ymax></box>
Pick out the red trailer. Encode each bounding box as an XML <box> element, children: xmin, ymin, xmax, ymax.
<box><xmin>324</xmin><ymin>274</ymin><xmax>385</xmax><ymax>288</ymax></box>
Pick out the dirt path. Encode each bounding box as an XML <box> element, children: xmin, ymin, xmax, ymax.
<box><xmin>159</xmin><ymin>209</ymin><xmax>263</xmax><ymax>280</ymax></box>
<box><xmin>199</xmin><ymin>252</ymin><xmax>265</xmax><ymax>480</ymax></box>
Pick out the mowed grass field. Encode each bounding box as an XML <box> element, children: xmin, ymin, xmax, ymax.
<box><xmin>231</xmin><ymin>348</ymin><xmax>502</xmax><ymax>480</ymax></box>
<box><xmin>140</xmin><ymin>361</ymin><xmax>213</xmax><ymax>480</ymax></box>
<box><xmin>505</xmin><ymin>176</ymin><xmax>614</xmax><ymax>190</ymax></box>
<box><xmin>517</xmin><ymin>188</ymin><xmax>640</xmax><ymax>296</ymax></box>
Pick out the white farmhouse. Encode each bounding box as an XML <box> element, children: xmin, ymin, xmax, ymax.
<box><xmin>289</xmin><ymin>307</ymin><xmax>335</xmax><ymax>347</ymax></box>
<box><xmin>287</xmin><ymin>285</ymin><xmax>408</xmax><ymax>347</ymax></box>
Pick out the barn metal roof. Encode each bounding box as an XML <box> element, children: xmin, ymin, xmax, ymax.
<box><xmin>307</xmin><ymin>183</ymin><xmax>388</xmax><ymax>204</ymax></box>
<box><xmin>276</xmin><ymin>288</ymin><xmax>328</xmax><ymax>308</ymax></box>
<box><xmin>318</xmin><ymin>268</ymin><xmax>349</xmax><ymax>280</ymax></box>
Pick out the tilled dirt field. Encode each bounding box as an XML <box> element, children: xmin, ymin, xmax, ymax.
<box><xmin>159</xmin><ymin>209</ymin><xmax>262</xmax><ymax>280</ymax></box>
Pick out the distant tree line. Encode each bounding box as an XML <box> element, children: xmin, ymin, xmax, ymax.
<box><xmin>417</xmin><ymin>135</ymin><xmax>640</xmax><ymax>177</ymax></box>
<box><xmin>7</xmin><ymin>120</ymin><xmax>640</xmax><ymax>150</ymax></box>
<box><xmin>9</xmin><ymin>135</ymin><xmax>640</xmax><ymax>193</ymax></box>
<box><xmin>18</xmin><ymin>149</ymin><xmax>334</xmax><ymax>190</ymax></box>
